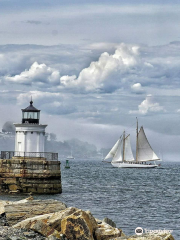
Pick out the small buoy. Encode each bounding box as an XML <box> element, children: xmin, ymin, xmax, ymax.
<box><xmin>65</xmin><ymin>159</ymin><xmax>70</xmax><ymax>169</ymax></box>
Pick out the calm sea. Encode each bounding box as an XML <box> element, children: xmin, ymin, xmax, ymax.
<box><xmin>1</xmin><ymin>160</ymin><xmax>180</xmax><ymax>238</ymax></box>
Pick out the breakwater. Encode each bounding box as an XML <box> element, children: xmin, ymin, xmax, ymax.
<box><xmin>0</xmin><ymin>157</ymin><xmax>62</xmax><ymax>194</ymax></box>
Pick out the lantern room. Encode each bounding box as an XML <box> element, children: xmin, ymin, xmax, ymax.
<box><xmin>22</xmin><ymin>100</ymin><xmax>40</xmax><ymax>124</ymax></box>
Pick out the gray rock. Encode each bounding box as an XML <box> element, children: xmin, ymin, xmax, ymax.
<box><xmin>23</xmin><ymin>231</ymin><xmax>37</xmax><ymax>238</ymax></box>
<box><xmin>45</xmin><ymin>236</ymin><xmax>60</xmax><ymax>240</ymax></box>
<box><xmin>103</xmin><ymin>217</ymin><xmax>116</xmax><ymax>228</ymax></box>
<box><xmin>0</xmin><ymin>226</ymin><xmax>46</xmax><ymax>240</ymax></box>
<box><xmin>6</xmin><ymin>237</ymin><xmax>22</xmax><ymax>240</ymax></box>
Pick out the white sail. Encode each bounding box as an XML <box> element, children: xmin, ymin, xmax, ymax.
<box><xmin>112</xmin><ymin>138</ymin><xmax>123</xmax><ymax>163</ymax></box>
<box><xmin>124</xmin><ymin>135</ymin><xmax>135</xmax><ymax>161</ymax></box>
<box><xmin>104</xmin><ymin>139</ymin><xmax>120</xmax><ymax>160</ymax></box>
<box><xmin>137</xmin><ymin>127</ymin><xmax>160</xmax><ymax>161</ymax></box>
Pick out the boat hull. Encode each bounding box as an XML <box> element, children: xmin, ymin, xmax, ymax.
<box><xmin>111</xmin><ymin>162</ymin><xmax>158</xmax><ymax>168</ymax></box>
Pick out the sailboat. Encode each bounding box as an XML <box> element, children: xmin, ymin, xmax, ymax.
<box><xmin>103</xmin><ymin>120</ymin><xmax>161</xmax><ymax>168</ymax></box>
<box><xmin>66</xmin><ymin>150</ymin><xmax>74</xmax><ymax>160</ymax></box>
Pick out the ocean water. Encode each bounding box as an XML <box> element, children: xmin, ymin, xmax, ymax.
<box><xmin>1</xmin><ymin>160</ymin><xmax>180</xmax><ymax>238</ymax></box>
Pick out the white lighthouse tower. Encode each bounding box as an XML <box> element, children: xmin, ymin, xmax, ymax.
<box><xmin>14</xmin><ymin>100</ymin><xmax>47</xmax><ymax>155</ymax></box>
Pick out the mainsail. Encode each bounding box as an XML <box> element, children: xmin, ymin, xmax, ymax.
<box><xmin>124</xmin><ymin>135</ymin><xmax>135</xmax><ymax>161</ymax></box>
<box><xmin>137</xmin><ymin>127</ymin><xmax>159</xmax><ymax>161</ymax></box>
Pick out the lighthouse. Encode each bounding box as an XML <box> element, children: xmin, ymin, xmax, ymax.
<box><xmin>14</xmin><ymin>100</ymin><xmax>47</xmax><ymax>155</ymax></box>
<box><xmin>0</xmin><ymin>100</ymin><xmax>61</xmax><ymax>194</ymax></box>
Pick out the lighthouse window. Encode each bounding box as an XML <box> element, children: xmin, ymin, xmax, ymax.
<box><xmin>34</xmin><ymin>112</ymin><xmax>38</xmax><ymax>119</ymax></box>
<box><xmin>24</xmin><ymin>112</ymin><xmax>27</xmax><ymax>118</ymax></box>
<box><xmin>28</xmin><ymin>112</ymin><xmax>34</xmax><ymax>119</ymax></box>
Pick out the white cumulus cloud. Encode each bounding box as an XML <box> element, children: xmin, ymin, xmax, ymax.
<box><xmin>5</xmin><ymin>62</ymin><xmax>60</xmax><ymax>86</ymax></box>
<box><xmin>129</xmin><ymin>94</ymin><xmax>165</xmax><ymax>115</ymax></box>
<box><xmin>131</xmin><ymin>83</ymin><xmax>145</xmax><ymax>94</ymax></box>
<box><xmin>60</xmin><ymin>43</ymin><xmax>139</xmax><ymax>91</ymax></box>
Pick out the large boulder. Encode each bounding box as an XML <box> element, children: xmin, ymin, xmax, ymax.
<box><xmin>61</xmin><ymin>209</ymin><xmax>98</xmax><ymax>240</ymax></box>
<box><xmin>47</xmin><ymin>207</ymin><xmax>79</xmax><ymax>232</ymax></box>
<box><xmin>13</xmin><ymin>213</ymin><xmax>60</xmax><ymax>238</ymax></box>
<box><xmin>95</xmin><ymin>220</ymin><xmax>123</xmax><ymax>240</ymax></box>
<box><xmin>5</xmin><ymin>199</ymin><xmax>67</xmax><ymax>226</ymax></box>
<box><xmin>29</xmin><ymin>219</ymin><xmax>60</xmax><ymax>238</ymax></box>
<box><xmin>0</xmin><ymin>198</ymin><xmax>29</xmax><ymax>215</ymax></box>
<box><xmin>13</xmin><ymin>212</ymin><xmax>54</xmax><ymax>229</ymax></box>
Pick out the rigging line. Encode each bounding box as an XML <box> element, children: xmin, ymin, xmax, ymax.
<box><xmin>125</xmin><ymin>122</ymin><xmax>137</xmax><ymax>133</ymax></box>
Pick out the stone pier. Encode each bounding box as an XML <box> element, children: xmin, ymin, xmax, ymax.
<box><xmin>0</xmin><ymin>157</ymin><xmax>62</xmax><ymax>194</ymax></box>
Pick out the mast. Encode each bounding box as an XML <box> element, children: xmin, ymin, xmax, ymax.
<box><xmin>136</xmin><ymin>117</ymin><xmax>138</xmax><ymax>162</ymax></box>
<box><xmin>122</xmin><ymin>131</ymin><xmax>125</xmax><ymax>162</ymax></box>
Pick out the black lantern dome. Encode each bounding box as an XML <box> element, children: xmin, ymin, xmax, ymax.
<box><xmin>22</xmin><ymin>100</ymin><xmax>40</xmax><ymax>124</ymax></box>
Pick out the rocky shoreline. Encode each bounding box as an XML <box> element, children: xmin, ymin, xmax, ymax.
<box><xmin>0</xmin><ymin>197</ymin><xmax>175</xmax><ymax>240</ymax></box>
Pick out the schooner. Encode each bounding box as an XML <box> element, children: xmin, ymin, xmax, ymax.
<box><xmin>103</xmin><ymin>119</ymin><xmax>161</xmax><ymax>168</ymax></box>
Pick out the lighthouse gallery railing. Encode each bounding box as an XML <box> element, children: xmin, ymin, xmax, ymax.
<box><xmin>0</xmin><ymin>151</ymin><xmax>58</xmax><ymax>161</ymax></box>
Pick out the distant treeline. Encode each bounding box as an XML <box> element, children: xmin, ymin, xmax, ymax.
<box><xmin>45</xmin><ymin>135</ymin><xmax>98</xmax><ymax>159</ymax></box>
<box><xmin>0</xmin><ymin>133</ymin><xmax>108</xmax><ymax>159</ymax></box>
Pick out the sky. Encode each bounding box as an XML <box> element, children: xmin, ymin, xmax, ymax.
<box><xmin>1</xmin><ymin>0</ymin><xmax>180</xmax><ymax>160</ymax></box>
